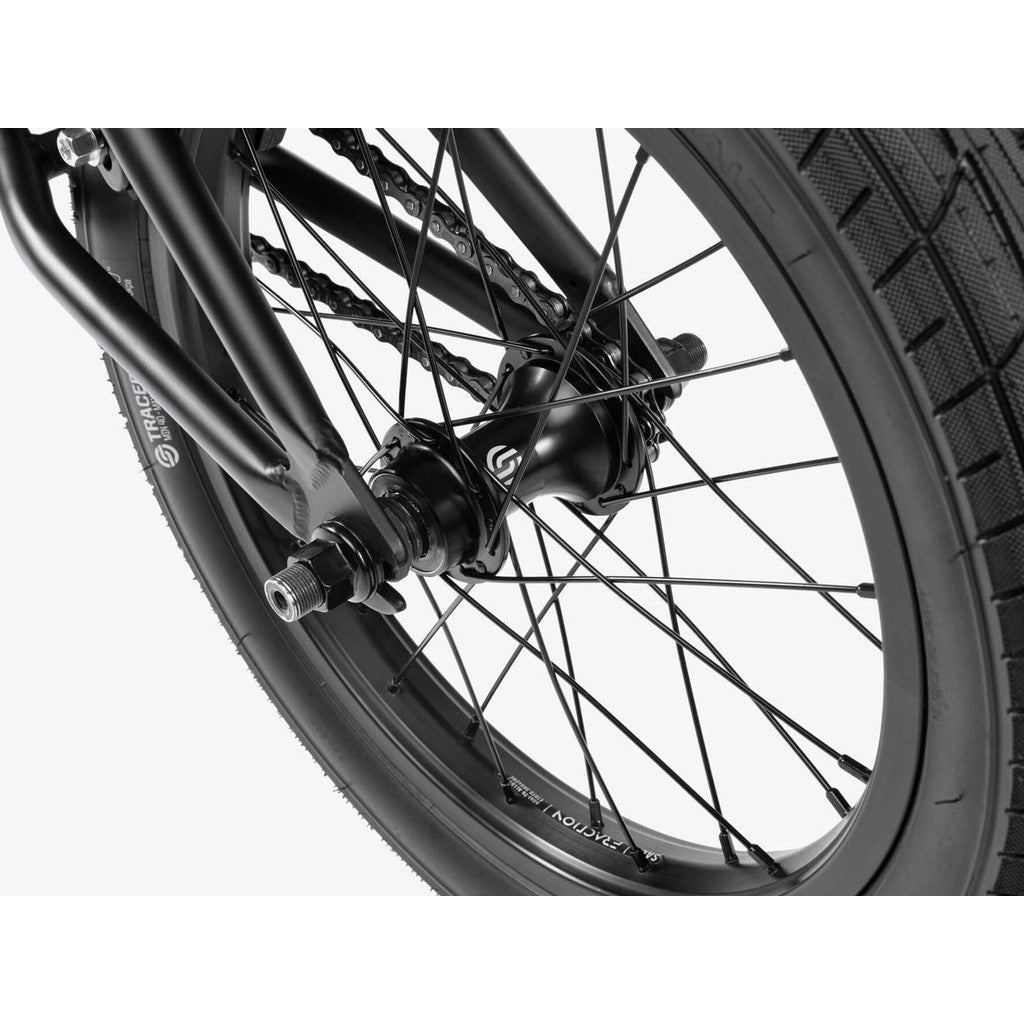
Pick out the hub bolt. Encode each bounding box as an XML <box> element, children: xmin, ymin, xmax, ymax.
<box><xmin>56</xmin><ymin>128</ymin><xmax>107</xmax><ymax>169</ymax></box>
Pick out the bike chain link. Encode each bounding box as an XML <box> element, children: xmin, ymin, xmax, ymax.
<box><xmin>250</xmin><ymin>234</ymin><xmax>496</xmax><ymax>401</ymax></box>
<box><xmin>310</xmin><ymin>129</ymin><xmax>573</xmax><ymax>332</ymax></box>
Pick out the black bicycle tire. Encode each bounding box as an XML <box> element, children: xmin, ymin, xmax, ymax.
<box><xmin>78</xmin><ymin>128</ymin><xmax>1024</xmax><ymax>894</ymax></box>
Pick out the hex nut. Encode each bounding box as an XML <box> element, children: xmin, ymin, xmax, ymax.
<box><xmin>56</xmin><ymin>128</ymin><xmax>106</xmax><ymax>169</ymax></box>
<box><xmin>290</xmin><ymin>538</ymin><xmax>358</xmax><ymax>610</ymax></box>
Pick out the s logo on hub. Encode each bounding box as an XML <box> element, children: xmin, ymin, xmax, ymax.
<box><xmin>486</xmin><ymin>444</ymin><xmax>522</xmax><ymax>483</ymax></box>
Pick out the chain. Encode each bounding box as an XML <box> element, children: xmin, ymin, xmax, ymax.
<box><xmin>310</xmin><ymin>129</ymin><xmax>573</xmax><ymax>332</ymax></box>
<box><xmin>251</xmin><ymin>235</ymin><xmax>496</xmax><ymax>401</ymax></box>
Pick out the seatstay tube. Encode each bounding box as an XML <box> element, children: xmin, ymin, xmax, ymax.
<box><xmin>102</xmin><ymin>129</ymin><xmax>404</xmax><ymax>557</ymax></box>
<box><xmin>0</xmin><ymin>128</ymin><xmax>293</xmax><ymax>526</ymax></box>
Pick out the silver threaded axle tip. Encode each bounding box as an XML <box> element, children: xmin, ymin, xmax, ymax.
<box><xmin>264</xmin><ymin>563</ymin><xmax>326</xmax><ymax>622</ymax></box>
<box><xmin>56</xmin><ymin>128</ymin><xmax>106</xmax><ymax>169</ymax></box>
<box><xmin>658</xmin><ymin>332</ymin><xmax>708</xmax><ymax>376</ymax></box>
<box><xmin>676</xmin><ymin>333</ymin><xmax>708</xmax><ymax>373</ymax></box>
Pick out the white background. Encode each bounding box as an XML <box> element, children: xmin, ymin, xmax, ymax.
<box><xmin>1</xmin><ymin>11</ymin><xmax>1021</xmax><ymax>1022</ymax></box>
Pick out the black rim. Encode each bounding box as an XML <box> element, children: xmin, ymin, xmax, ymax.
<box><xmin>157</xmin><ymin>129</ymin><xmax>925</xmax><ymax>894</ymax></box>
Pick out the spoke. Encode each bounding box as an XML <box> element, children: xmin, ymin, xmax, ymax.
<box><xmin>357</xmin><ymin>130</ymin><xmax>476</xmax><ymax>493</ymax></box>
<box><xmin>354</xmin><ymin>128</ymin><xmax>423</xmax><ymax>411</ymax></box>
<box><xmin>531</xmin><ymin>512</ymin><xmax>601</xmax><ymax>826</ymax></box>
<box><xmin>647</xmin><ymin>463</ymin><xmax>736</xmax><ymax>863</ymax></box>
<box><xmin>416</xmin><ymin>578</ymin><xmax>517</xmax><ymax>803</ymax></box>
<box><xmin>417</xmin><ymin>577</ymin><xmax>473</xmax><ymax>694</ymax></box>
<box><xmin>377</xmin><ymin>129</ymin><xmax>571</xmax><ymax>340</ymax></box>
<box><xmin>269</xmin><ymin>307</ymin><xmax>540</xmax><ymax>351</ymax></box>
<box><xmin>589</xmin><ymin>240</ymin><xmax>727</xmax><ymax>316</ymax></box>
<box><xmin>565</xmin><ymin>504</ymin><xmax>855</xmax><ymax>806</ymax></box>
<box><xmin>607</xmin><ymin>455</ymin><xmax>842</xmax><ymax>506</ymax></box>
<box><xmin>258</xmin><ymin>280</ymin><xmax>402</xmax><ymax>426</ymax></box>
<box><xmin>447</xmin><ymin>133</ymin><xmax>510</xmax><ymax>346</ymax></box>
<box><xmin>478</xmin><ymin>516</ymin><xmax>616</xmax><ymax>715</ymax></box>
<box><xmin>507</xmin><ymin>544</ymin><xmax>648</xmax><ymax>869</ymax></box>
<box><xmin>241</xmin><ymin>131</ymin><xmax>380</xmax><ymax>448</ymax></box>
<box><xmin>396</xmin><ymin>132</ymin><xmax>448</xmax><ymax>417</ymax></box>
<box><xmin>441</xmin><ymin>574</ymin><xmax>783</xmax><ymax>876</ymax></box>
<box><xmin>502</xmin><ymin>492</ymin><xmax>858</xmax><ymax>767</ymax></box>
<box><xmin>465</xmin><ymin>573</ymin><xmax>875</xmax><ymax>596</ymax></box>
<box><xmin>485</xmin><ymin>148</ymin><xmax>650</xmax><ymax>548</ymax></box>
<box><xmin>596</xmin><ymin>129</ymin><xmax>632</xmax><ymax>467</ymax></box>
<box><xmin>448</xmin><ymin>349</ymin><xmax>790</xmax><ymax>429</ymax></box>
<box><xmin>644</xmin><ymin>405</ymin><xmax>883</xmax><ymax>649</ymax></box>
<box><xmin>390</xmin><ymin>584</ymin><xmax>475</xmax><ymax>691</ymax></box>
<box><xmin>247</xmin><ymin>167</ymin><xmax>401</xmax><ymax>328</ymax></box>
<box><xmin>360</xmin><ymin>437</ymin><xmax>398</xmax><ymax>475</ymax></box>
<box><xmin>479</xmin><ymin>365</ymin><xmax>511</xmax><ymax>415</ymax></box>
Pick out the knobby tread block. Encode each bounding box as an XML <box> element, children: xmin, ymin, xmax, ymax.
<box><xmin>783</xmin><ymin>128</ymin><xmax>1024</xmax><ymax>891</ymax></box>
<box><xmin>1012</xmin><ymin>765</ymin><xmax>1024</xmax><ymax>809</ymax></box>
<box><xmin>1010</xmin><ymin>662</ymin><xmax>1024</xmax><ymax>710</ymax></box>
<box><xmin>1006</xmin><ymin>812</ymin><xmax>1024</xmax><ymax>851</ymax></box>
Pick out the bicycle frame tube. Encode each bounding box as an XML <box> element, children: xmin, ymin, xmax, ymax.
<box><xmin>0</xmin><ymin>128</ymin><xmax>405</xmax><ymax>566</ymax></box>
<box><xmin>444</xmin><ymin>128</ymin><xmax>678</xmax><ymax>399</ymax></box>
<box><xmin>252</xmin><ymin>146</ymin><xmax>541</xmax><ymax>341</ymax></box>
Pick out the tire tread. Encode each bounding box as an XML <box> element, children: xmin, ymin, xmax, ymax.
<box><xmin>778</xmin><ymin>127</ymin><xmax>1024</xmax><ymax>893</ymax></box>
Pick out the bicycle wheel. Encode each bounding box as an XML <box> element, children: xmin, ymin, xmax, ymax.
<box><xmin>76</xmin><ymin>128</ymin><xmax>1024</xmax><ymax>894</ymax></box>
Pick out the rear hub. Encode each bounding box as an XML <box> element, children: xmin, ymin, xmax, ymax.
<box><xmin>265</xmin><ymin>335</ymin><xmax>706</xmax><ymax>620</ymax></box>
<box><xmin>371</xmin><ymin>348</ymin><xmax>643</xmax><ymax>579</ymax></box>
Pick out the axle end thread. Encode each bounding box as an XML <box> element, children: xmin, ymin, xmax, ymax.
<box><xmin>264</xmin><ymin>563</ymin><xmax>325</xmax><ymax>622</ymax></box>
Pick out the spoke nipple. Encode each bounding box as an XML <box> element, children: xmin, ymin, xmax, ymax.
<box><xmin>588</xmin><ymin>798</ymin><xmax>605</xmax><ymax>830</ymax></box>
<box><xmin>386</xmin><ymin>676</ymin><xmax>403</xmax><ymax>695</ymax></box>
<box><xmin>719</xmin><ymin>830</ymin><xmax>739</xmax><ymax>865</ymax></box>
<box><xmin>856</xmin><ymin>582</ymin><xmax>877</xmax><ymax>599</ymax></box>
<box><xmin>501</xmin><ymin>780</ymin><xmax>518</xmax><ymax>805</ymax></box>
<box><xmin>778</xmin><ymin>348</ymin><xmax>795</xmax><ymax>362</ymax></box>
<box><xmin>748</xmin><ymin>845</ymin><xmax>784</xmax><ymax>877</ymax></box>
<box><xmin>463</xmin><ymin>716</ymin><xmax>480</xmax><ymax>742</ymax></box>
<box><xmin>627</xmin><ymin>847</ymin><xmax>651</xmax><ymax>872</ymax></box>
<box><xmin>837</xmin><ymin>754</ymin><xmax>872</xmax><ymax>784</ymax></box>
<box><xmin>825</xmin><ymin>787</ymin><xmax>852</xmax><ymax>817</ymax></box>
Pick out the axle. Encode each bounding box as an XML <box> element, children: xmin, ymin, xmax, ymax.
<box><xmin>264</xmin><ymin>337</ymin><xmax>707</xmax><ymax>621</ymax></box>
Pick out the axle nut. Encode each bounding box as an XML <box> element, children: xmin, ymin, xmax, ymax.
<box><xmin>289</xmin><ymin>537</ymin><xmax>360</xmax><ymax>610</ymax></box>
<box><xmin>56</xmin><ymin>128</ymin><xmax>107</xmax><ymax>169</ymax></box>
<box><xmin>264</xmin><ymin>538</ymin><xmax>358</xmax><ymax>621</ymax></box>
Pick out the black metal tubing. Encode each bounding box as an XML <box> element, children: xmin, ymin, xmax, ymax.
<box><xmin>0</xmin><ymin>128</ymin><xmax>293</xmax><ymax>526</ymax></box>
<box><xmin>0</xmin><ymin>128</ymin><xmax>404</xmax><ymax>562</ymax></box>
<box><xmin>104</xmin><ymin>130</ymin><xmax>410</xmax><ymax>561</ymax></box>
<box><xmin>439</xmin><ymin>129</ymin><xmax>604</xmax><ymax>310</ymax></box>
<box><xmin>102</xmin><ymin>129</ymin><xmax>404</xmax><ymax>560</ymax></box>
<box><xmin>254</xmin><ymin>147</ymin><xmax>540</xmax><ymax>342</ymax></box>
<box><xmin>439</xmin><ymin>129</ymin><xmax>678</xmax><ymax>397</ymax></box>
